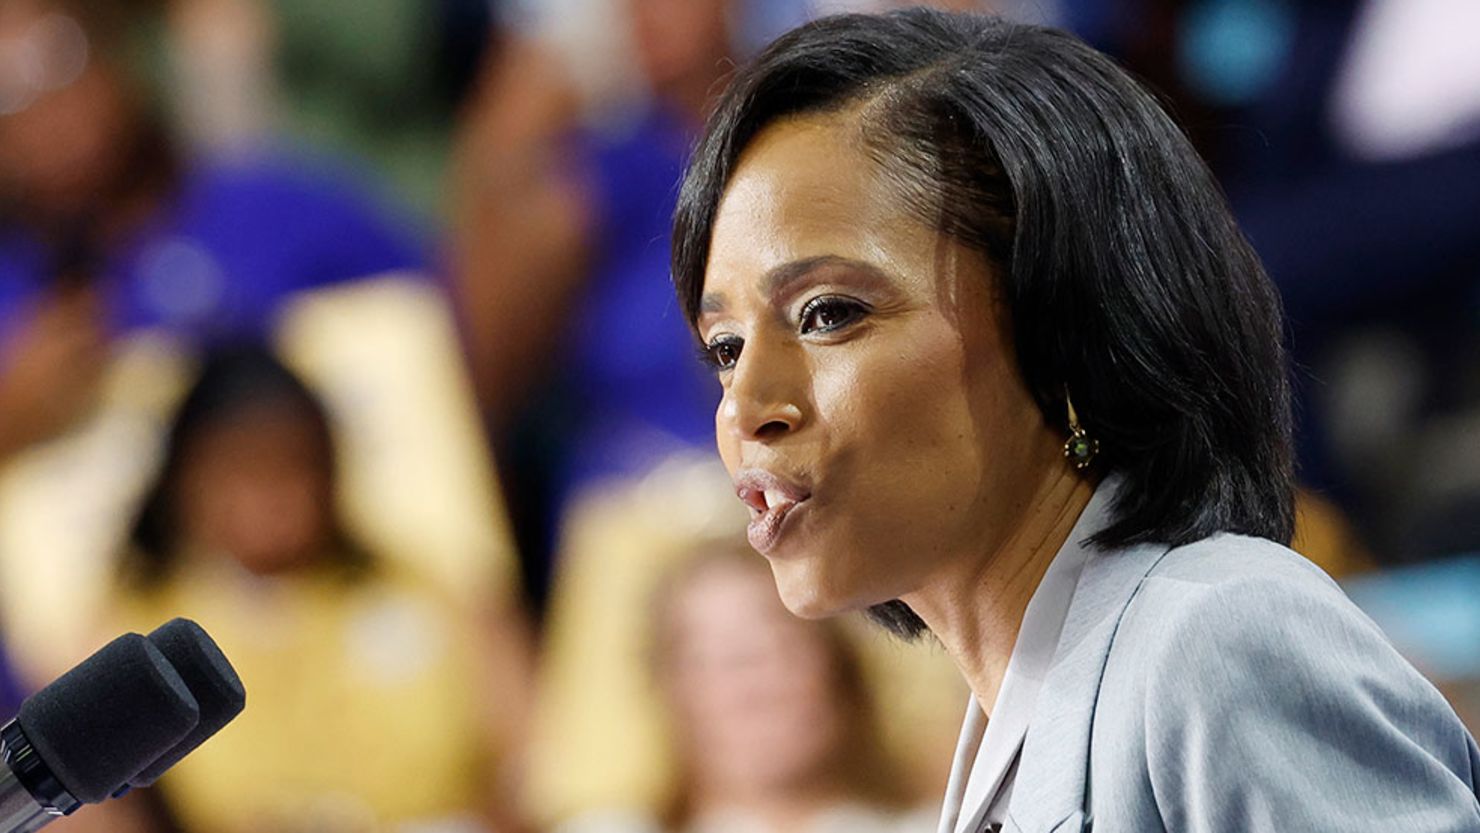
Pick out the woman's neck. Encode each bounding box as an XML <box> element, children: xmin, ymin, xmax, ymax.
<box><xmin>902</xmin><ymin>467</ymin><xmax>1095</xmax><ymax>715</ymax></box>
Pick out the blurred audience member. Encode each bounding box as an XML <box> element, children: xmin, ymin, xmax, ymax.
<box><xmin>0</xmin><ymin>0</ymin><xmax>426</xmax><ymax>345</ymax></box>
<box><xmin>526</xmin><ymin>458</ymin><xmax>964</xmax><ymax>828</ymax></box>
<box><xmin>265</xmin><ymin>0</ymin><xmax>491</xmax><ymax>219</ymax></box>
<box><xmin>453</xmin><ymin>0</ymin><xmax>752</xmax><ymax>602</ymax></box>
<box><xmin>559</xmin><ymin>543</ymin><xmax>929</xmax><ymax>833</ymax></box>
<box><xmin>1053</xmin><ymin>0</ymin><xmax>1480</xmax><ymax>566</ymax></box>
<box><xmin>454</xmin><ymin>0</ymin><xmax>733</xmax><ymax>425</ymax></box>
<box><xmin>0</xmin><ymin>287</ymin><xmax>105</xmax><ymax>462</ymax></box>
<box><xmin>112</xmin><ymin>346</ymin><xmax>516</xmax><ymax>833</ymax></box>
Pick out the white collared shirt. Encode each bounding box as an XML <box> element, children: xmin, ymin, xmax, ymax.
<box><xmin>936</xmin><ymin>479</ymin><xmax>1116</xmax><ymax>833</ymax></box>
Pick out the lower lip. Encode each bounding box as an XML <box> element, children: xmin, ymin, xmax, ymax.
<box><xmin>747</xmin><ymin>499</ymin><xmax>808</xmax><ymax>555</ymax></box>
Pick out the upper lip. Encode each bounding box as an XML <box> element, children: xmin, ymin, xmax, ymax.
<box><xmin>734</xmin><ymin>468</ymin><xmax>813</xmax><ymax>515</ymax></box>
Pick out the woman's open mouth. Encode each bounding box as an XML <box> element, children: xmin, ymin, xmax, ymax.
<box><xmin>735</xmin><ymin>469</ymin><xmax>812</xmax><ymax>555</ymax></box>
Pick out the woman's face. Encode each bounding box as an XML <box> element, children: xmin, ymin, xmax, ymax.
<box><xmin>660</xmin><ymin>558</ymin><xmax>846</xmax><ymax>798</ymax></box>
<box><xmin>697</xmin><ymin>112</ymin><xmax>1064</xmax><ymax>619</ymax></box>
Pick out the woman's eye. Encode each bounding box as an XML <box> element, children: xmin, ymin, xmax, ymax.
<box><xmin>799</xmin><ymin>296</ymin><xmax>867</xmax><ymax>334</ymax></box>
<box><xmin>702</xmin><ymin>336</ymin><xmax>743</xmax><ymax>371</ymax></box>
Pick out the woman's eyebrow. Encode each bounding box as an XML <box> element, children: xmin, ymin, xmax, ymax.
<box><xmin>766</xmin><ymin>254</ymin><xmax>887</xmax><ymax>297</ymax></box>
<box><xmin>699</xmin><ymin>292</ymin><xmax>728</xmax><ymax>315</ymax></box>
<box><xmin>699</xmin><ymin>254</ymin><xmax>890</xmax><ymax>314</ymax></box>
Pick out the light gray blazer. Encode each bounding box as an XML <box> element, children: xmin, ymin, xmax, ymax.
<box><xmin>999</xmin><ymin>533</ymin><xmax>1480</xmax><ymax>832</ymax></box>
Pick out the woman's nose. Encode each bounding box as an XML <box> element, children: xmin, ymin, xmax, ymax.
<box><xmin>719</xmin><ymin>341</ymin><xmax>805</xmax><ymax>442</ymax></box>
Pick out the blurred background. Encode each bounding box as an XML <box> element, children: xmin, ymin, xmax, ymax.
<box><xmin>0</xmin><ymin>1</ymin><xmax>1476</xmax><ymax>832</ymax></box>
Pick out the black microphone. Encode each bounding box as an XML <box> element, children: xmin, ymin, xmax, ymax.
<box><xmin>0</xmin><ymin>622</ymin><xmax>246</xmax><ymax>833</ymax></box>
<box><xmin>0</xmin><ymin>634</ymin><xmax>198</xmax><ymax>832</ymax></box>
<box><xmin>129</xmin><ymin>619</ymin><xmax>245</xmax><ymax>788</ymax></box>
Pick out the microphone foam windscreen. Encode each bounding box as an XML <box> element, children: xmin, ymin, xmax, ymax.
<box><xmin>130</xmin><ymin>618</ymin><xmax>246</xmax><ymax>786</ymax></box>
<box><xmin>17</xmin><ymin>633</ymin><xmax>199</xmax><ymax>803</ymax></box>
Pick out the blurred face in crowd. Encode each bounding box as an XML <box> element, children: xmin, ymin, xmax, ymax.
<box><xmin>0</xmin><ymin>0</ymin><xmax>137</xmax><ymax>221</ymax></box>
<box><xmin>697</xmin><ymin>111</ymin><xmax>1063</xmax><ymax>620</ymax></box>
<box><xmin>628</xmin><ymin>0</ymin><xmax>733</xmax><ymax>99</ymax></box>
<box><xmin>659</xmin><ymin>556</ymin><xmax>850</xmax><ymax>800</ymax></box>
<box><xmin>176</xmin><ymin>401</ymin><xmax>337</xmax><ymax>577</ymax></box>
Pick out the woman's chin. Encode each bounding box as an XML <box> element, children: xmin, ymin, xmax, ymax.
<box><xmin>769</xmin><ymin>561</ymin><xmax>865</xmax><ymax>621</ymax></box>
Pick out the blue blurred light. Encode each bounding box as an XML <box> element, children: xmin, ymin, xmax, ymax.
<box><xmin>1179</xmin><ymin>0</ymin><xmax>1295</xmax><ymax>106</ymax></box>
<box><xmin>1344</xmin><ymin>556</ymin><xmax>1480</xmax><ymax>680</ymax></box>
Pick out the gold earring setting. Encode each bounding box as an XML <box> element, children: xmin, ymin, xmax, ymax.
<box><xmin>1063</xmin><ymin>394</ymin><xmax>1099</xmax><ymax>470</ymax></box>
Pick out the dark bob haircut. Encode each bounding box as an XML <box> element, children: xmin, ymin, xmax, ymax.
<box><xmin>671</xmin><ymin>10</ymin><xmax>1294</xmax><ymax>637</ymax></box>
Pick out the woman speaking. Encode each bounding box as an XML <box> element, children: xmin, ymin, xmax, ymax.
<box><xmin>668</xmin><ymin>8</ymin><xmax>1480</xmax><ymax>832</ymax></box>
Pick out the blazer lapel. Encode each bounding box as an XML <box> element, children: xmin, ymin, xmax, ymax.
<box><xmin>1004</xmin><ymin>541</ymin><xmax>1172</xmax><ymax>833</ymax></box>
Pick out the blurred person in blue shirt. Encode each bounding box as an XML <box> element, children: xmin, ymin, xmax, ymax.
<box><xmin>453</xmin><ymin>0</ymin><xmax>755</xmax><ymax>601</ymax></box>
<box><xmin>0</xmin><ymin>0</ymin><xmax>426</xmax><ymax>460</ymax></box>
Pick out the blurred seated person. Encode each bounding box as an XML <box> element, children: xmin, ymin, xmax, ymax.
<box><xmin>524</xmin><ymin>456</ymin><xmax>965</xmax><ymax>827</ymax></box>
<box><xmin>558</xmin><ymin>543</ymin><xmax>931</xmax><ymax>833</ymax></box>
<box><xmin>109</xmin><ymin>346</ymin><xmax>513</xmax><ymax>833</ymax></box>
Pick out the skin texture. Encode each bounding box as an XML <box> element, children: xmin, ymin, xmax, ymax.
<box><xmin>697</xmin><ymin>111</ymin><xmax>1094</xmax><ymax>710</ymax></box>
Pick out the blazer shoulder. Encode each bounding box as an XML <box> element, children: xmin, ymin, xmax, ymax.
<box><xmin>1122</xmin><ymin>531</ymin><xmax>1390</xmax><ymax>687</ymax></box>
<box><xmin>1103</xmin><ymin>534</ymin><xmax>1480</xmax><ymax>828</ymax></box>
<box><xmin>1145</xmin><ymin>531</ymin><xmax>1340</xmax><ymax>595</ymax></box>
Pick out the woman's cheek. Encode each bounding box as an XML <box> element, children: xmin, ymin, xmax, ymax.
<box><xmin>826</xmin><ymin>326</ymin><xmax>962</xmax><ymax>437</ymax></box>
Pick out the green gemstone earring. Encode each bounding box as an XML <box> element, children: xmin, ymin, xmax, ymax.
<box><xmin>1063</xmin><ymin>392</ymin><xmax>1099</xmax><ymax>471</ymax></box>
